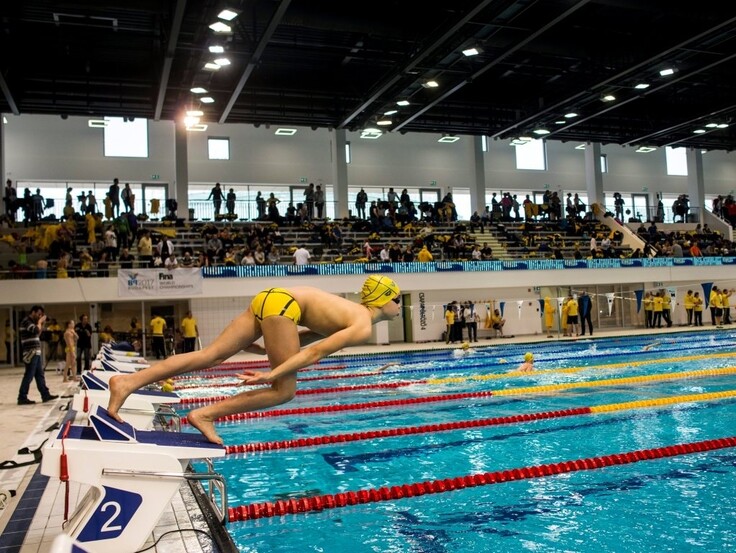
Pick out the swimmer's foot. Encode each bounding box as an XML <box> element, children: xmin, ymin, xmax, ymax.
<box><xmin>187</xmin><ymin>409</ymin><xmax>224</xmax><ymax>445</ymax></box>
<box><xmin>107</xmin><ymin>375</ymin><xmax>136</xmax><ymax>422</ymax></box>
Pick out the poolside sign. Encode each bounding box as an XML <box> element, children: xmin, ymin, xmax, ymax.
<box><xmin>118</xmin><ymin>268</ymin><xmax>202</xmax><ymax>297</ymax></box>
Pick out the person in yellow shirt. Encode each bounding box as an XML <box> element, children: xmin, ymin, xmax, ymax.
<box><xmin>661</xmin><ymin>290</ymin><xmax>673</xmax><ymax>328</ymax></box>
<box><xmin>181</xmin><ymin>311</ymin><xmax>199</xmax><ymax>353</ymax></box>
<box><xmin>491</xmin><ymin>309</ymin><xmax>506</xmax><ymax>337</ymax></box>
<box><xmin>722</xmin><ymin>289</ymin><xmax>732</xmax><ymax>325</ymax></box>
<box><xmin>643</xmin><ymin>292</ymin><xmax>653</xmax><ymax>328</ymax></box>
<box><xmin>445</xmin><ymin>304</ymin><xmax>455</xmax><ymax>344</ymax></box>
<box><xmin>709</xmin><ymin>286</ymin><xmax>723</xmax><ymax>327</ymax></box>
<box><xmin>150</xmin><ymin>313</ymin><xmax>167</xmax><ymax>359</ymax></box>
<box><xmin>683</xmin><ymin>290</ymin><xmax>695</xmax><ymax>326</ymax></box>
<box><xmin>693</xmin><ymin>291</ymin><xmax>704</xmax><ymax>327</ymax></box>
<box><xmin>566</xmin><ymin>295</ymin><xmax>579</xmax><ymax>336</ymax></box>
<box><xmin>561</xmin><ymin>297</ymin><xmax>570</xmax><ymax>336</ymax></box>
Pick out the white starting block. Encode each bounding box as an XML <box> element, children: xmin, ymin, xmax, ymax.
<box><xmin>42</xmin><ymin>405</ymin><xmax>226</xmax><ymax>553</ymax></box>
<box><xmin>90</xmin><ymin>358</ymin><xmax>149</xmax><ymax>373</ymax></box>
<box><xmin>98</xmin><ymin>350</ymin><xmax>150</xmax><ymax>367</ymax></box>
<box><xmin>74</xmin><ymin>372</ymin><xmax>181</xmax><ymax>430</ymax></box>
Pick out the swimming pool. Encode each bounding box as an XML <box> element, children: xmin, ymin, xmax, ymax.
<box><xmin>182</xmin><ymin>332</ymin><xmax>736</xmax><ymax>552</ymax></box>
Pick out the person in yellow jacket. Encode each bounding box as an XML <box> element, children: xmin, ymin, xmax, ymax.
<box><xmin>150</xmin><ymin>313</ymin><xmax>167</xmax><ymax>360</ymax></box>
<box><xmin>416</xmin><ymin>245</ymin><xmax>434</xmax><ymax>262</ymax></box>
<box><xmin>709</xmin><ymin>286</ymin><xmax>723</xmax><ymax>327</ymax></box>
<box><xmin>652</xmin><ymin>291</ymin><xmax>664</xmax><ymax>328</ymax></box>
<box><xmin>643</xmin><ymin>292</ymin><xmax>654</xmax><ymax>328</ymax></box>
<box><xmin>662</xmin><ymin>290</ymin><xmax>673</xmax><ymax>328</ymax></box>
<box><xmin>683</xmin><ymin>290</ymin><xmax>695</xmax><ymax>326</ymax></box>
<box><xmin>722</xmin><ymin>289</ymin><xmax>732</xmax><ymax>325</ymax></box>
<box><xmin>561</xmin><ymin>297</ymin><xmax>570</xmax><ymax>336</ymax></box>
<box><xmin>566</xmin><ymin>295</ymin><xmax>579</xmax><ymax>336</ymax></box>
<box><xmin>544</xmin><ymin>296</ymin><xmax>555</xmax><ymax>338</ymax></box>
<box><xmin>181</xmin><ymin>311</ymin><xmax>199</xmax><ymax>353</ymax></box>
<box><xmin>445</xmin><ymin>304</ymin><xmax>455</xmax><ymax>344</ymax></box>
<box><xmin>693</xmin><ymin>291</ymin><xmax>704</xmax><ymax>326</ymax></box>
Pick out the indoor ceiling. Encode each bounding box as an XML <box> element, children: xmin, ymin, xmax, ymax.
<box><xmin>2</xmin><ymin>1</ymin><xmax>736</xmax><ymax>150</ymax></box>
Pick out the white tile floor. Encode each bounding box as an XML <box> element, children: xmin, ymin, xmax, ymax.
<box><xmin>0</xmin><ymin>326</ymin><xmax>710</xmax><ymax>553</ymax></box>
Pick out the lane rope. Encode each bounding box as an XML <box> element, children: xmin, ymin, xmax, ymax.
<box><xmin>227</xmin><ymin>435</ymin><xmax>736</xmax><ymax>522</ymax></box>
<box><xmin>223</xmin><ymin>389</ymin><xmax>736</xmax><ymax>454</ymax></box>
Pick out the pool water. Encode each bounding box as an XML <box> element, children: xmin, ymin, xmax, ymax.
<box><xmin>184</xmin><ymin>332</ymin><xmax>736</xmax><ymax>552</ymax></box>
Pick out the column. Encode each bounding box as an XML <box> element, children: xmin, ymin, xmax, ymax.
<box><xmin>471</xmin><ymin>135</ymin><xmax>486</xmax><ymax>214</ymax></box>
<box><xmin>330</xmin><ymin>129</ymin><xmax>349</xmax><ymax>219</ymax></box>
<box><xmin>584</xmin><ymin>142</ymin><xmax>604</xmax><ymax>205</ymax></box>
<box><xmin>686</xmin><ymin>148</ymin><xmax>705</xmax><ymax>223</ymax></box>
<box><xmin>174</xmin><ymin>121</ymin><xmax>189</xmax><ymax>216</ymax></box>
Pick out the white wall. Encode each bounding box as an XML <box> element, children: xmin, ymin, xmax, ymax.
<box><xmin>4</xmin><ymin>114</ymin><xmax>735</xmax><ymax>201</ymax></box>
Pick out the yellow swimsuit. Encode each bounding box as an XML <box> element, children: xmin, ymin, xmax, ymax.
<box><xmin>250</xmin><ymin>288</ymin><xmax>302</xmax><ymax>324</ymax></box>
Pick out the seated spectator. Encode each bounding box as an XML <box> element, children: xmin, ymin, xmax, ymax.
<box><xmin>118</xmin><ymin>247</ymin><xmax>135</xmax><ymax>269</ymax></box>
<box><xmin>180</xmin><ymin>250</ymin><xmax>196</xmax><ymax>267</ymax></box>
<box><xmin>164</xmin><ymin>251</ymin><xmax>179</xmax><ymax>270</ymax></box>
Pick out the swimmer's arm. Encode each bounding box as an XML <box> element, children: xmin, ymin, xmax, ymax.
<box><xmin>238</xmin><ymin>326</ymin><xmax>371</xmax><ymax>384</ymax></box>
<box><xmin>376</xmin><ymin>362</ymin><xmax>399</xmax><ymax>372</ymax></box>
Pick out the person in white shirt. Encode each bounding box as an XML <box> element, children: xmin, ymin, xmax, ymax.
<box><xmin>379</xmin><ymin>244</ymin><xmax>391</xmax><ymax>262</ymax></box>
<box><xmin>164</xmin><ymin>252</ymin><xmax>179</xmax><ymax>270</ymax></box>
<box><xmin>293</xmin><ymin>245</ymin><xmax>311</xmax><ymax>265</ymax></box>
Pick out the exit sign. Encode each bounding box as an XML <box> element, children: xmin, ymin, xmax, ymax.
<box><xmin>430</xmin><ymin>180</ymin><xmax>437</xmax><ymax>186</ymax></box>
<box><xmin>299</xmin><ymin>177</ymin><xmax>307</xmax><ymax>183</ymax></box>
<box><xmin>151</xmin><ymin>174</ymin><xmax>160</xmax><ymax>180</ymax></box>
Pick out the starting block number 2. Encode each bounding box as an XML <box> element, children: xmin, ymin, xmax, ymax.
<box><xmin>77</xmin><ymin>486</ymin><xmax>143</xmax><ymax>543</ymax></box>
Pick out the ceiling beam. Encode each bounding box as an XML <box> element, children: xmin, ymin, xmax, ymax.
<box><xmin>154</xmin><ymin>0</ymin><xmax>187</xmax><ymax>121</ymax></box>
<box><xmin>0</xmin><ymin>71</ymin><xmax>20</xmax><ymax>116</ymax></box>
<box><xmin>219</xmin><ymin>0</ymin><xmax>292</xmax><ymax>124</ymax></box>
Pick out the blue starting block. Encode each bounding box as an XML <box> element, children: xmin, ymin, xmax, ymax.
<box><xmin>41</xmin><ymin>406</ymin><xmax>226</xmax><ymax>553</ymax></box>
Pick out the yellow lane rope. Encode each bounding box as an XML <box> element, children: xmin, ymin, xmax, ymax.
<box><xmin>490</xmin><ymin>367</ymin><xmax>736</xmax><ymax>397</ymax></box>
<box><xmin>428</xmin><ymin>352</ymin><xmax>736</xmax><ymax>385</ymax></box>
<box><xmin>589</xmin><ymin>389</ymin><xmax>736</xmax><ymax>413</ymax></box>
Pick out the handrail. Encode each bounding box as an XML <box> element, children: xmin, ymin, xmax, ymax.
<box><xmin>102</xmin><ymin>461</ymin><xmax>227</xmax><ymax>524</ymax></box>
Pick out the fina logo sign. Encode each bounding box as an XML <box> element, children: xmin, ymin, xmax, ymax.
<box><xmin>119</xmin><ymin>268</ymin><xmax>203</xmax><ymax>297</ymax></box>
<box><xmin>126</xmin><ymin>272</ymin><xmax>155</xmax><ymax>290</ymax></box>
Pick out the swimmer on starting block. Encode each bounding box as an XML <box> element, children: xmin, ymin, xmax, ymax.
<box><xmin>107</xmin><ymin>275</ymin><xmax>402</xmax><ymax>444</ymax></box>
<box><xmin>515</xmin><ymin>352</ymin><xmax>535</xmax><ymax>372</ymax></box>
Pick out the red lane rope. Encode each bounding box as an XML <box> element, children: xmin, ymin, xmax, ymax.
<box><xmin>224</xmin><ymin>407</ymin><xmax>591</xmax><ymax>454</ymax></box>
<box><xmin>181</xmin><ymin>390</ymin><xmax>495</xmax><ymax>424</ymax></box>
<box><xmin>227</xmin><ymin>435</ymin><xmax>736</xmax><ymax>522</ymax></box>
<box><xmin>178</xmin><ymin>380</ymin><xmax>424</xmax><ymax>404</ymax></box>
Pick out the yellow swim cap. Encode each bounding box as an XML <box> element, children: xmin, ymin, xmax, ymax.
<box><xmin>524</xmin><ymin>352</ymin><xmax>534</xmax><ymax>362</ymax></box>
<box><xmin>461</xmin><ymin>341</ymin><xmax>470</xmax><ymax>350</ymax></box>
<box><xmin>361</xmin><ymin>275</ymin><xmax>400</xmax><ymax>308</ymax></box>
<box><xmin>162</xmin><ymin>382</ymin><xmax>175</xmax><ymax>393</ymax></box>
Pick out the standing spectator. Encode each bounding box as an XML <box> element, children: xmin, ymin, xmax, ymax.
<box><xmin>150</xmin><ymin>312</ymin><xmax>167</xmax><ymax>360</ymax></box>
<box><xmin>722</xmin><ymin>289</ymin><xmax>732</xmax><ymax>324</ymax></box>
<box><xmin>4</xmin><ymin>178</ymin><xmax>18</xmax><ymax>221</ymax></box>
<box><xmin>181</xmin><ymin>311</ymin><xmax>199</xmax><ymax>353</ymax></box>
<box><xmin>662</xmin><ymin>290</ymin><xmax>673</xmax><ymax>328</ymax></box>
<box><xmin>579</xmin><ymin>291</ymin><xmax>594</xmax><ymax>336</ymax></box>
<box><xmin>465</xmin><ymin>304</ymin><xmax>479</xmax><ymax>342</ymax></box>
<box><xmin>31</xmin><ymin>188</ymin><xmax>45</xmax><ymax>222</ymax></box>
<box><xmin>226</xmin><ymin>188</ymin><xmax>237</xmax><ymax>217</ymax></box>
<box><xmin>544</xmin><ymin>296</ymin><xmax>555</xmax><ymax>338</ymax></box>
<box><xmin>445</xmin><ymin>303</ymin><xmax>455</xmax><ymax>344</ymax></box>
<box><xmin>63</xmin><ymin>319</ymin><xmax>78</xmax><ymax>382</ymax></box>
<box><xmin>709</xmin><ymin>285</ymin><xmax>723</xmax><ymax>327</ymax></box>
<box><xmin>109</xmin><ymin>178</ymin><xmax>121</xmax><ymax>217</ymax></box>
<box><xmin>266</xmin><ymin>193</ymin><xmax>281</xmax><ymax>222</ymax></box>
<box><xmin>566</xmin><ymin>296</ymin><xmax>580</xmax><ymax>336</ymax></box>
<box><xmin>86</xmin><ymin>190</ymin><xmax>96</xmax><ymax>215</ymax></box>
<box><xmin>255</xmin><ymin>191</ymin><xmax>266</xmax><ymax>219</ymax></box>
<box><xmin>314</xmin><ymin>185</ymin><xmax>325</xmax><ymax>219</ymax></box>
<box><xmin>138</xmin><ymin>230</ymin><xmax>153</xmax><ymax>267</ymax></box>
<box><xmin>416</xmin><ymin>245</ymin><xmax>433</xmax><ymax>262</ymax></box>
<box><xmin>293</xmin><ymin>244</ymin><xmax>311</xmax><ymax>265</ymax></box>
<box><xmin>693</xmin><ymin>292</ymin><xmax>704</xmax><ymax>326</ymax></box>
<box><xmin>208</xmin><ymin>182</ymin><xmax>224</xmax><ymax>218</ymax></box>
<box><xmin>684</xmin><ymin>290</ymin><xmax>695</xmax><ymax>326</ymax></box>
<box><xmin>121</xmin><ymin>182</ymin><xmax>134</xmax><ymax>213</ymax></box>
<box><xmin>17</xmin><ymin>306</ymin><xmax>57</xmax><ymax>405</ymax></box>
<box><xmin>103</xmin><ymin>225</ymin><xmax>118</xmax><ymax>261</ymax></box>
<box><xmin>304</xmin><ymin>183</ymin><xmax>315</xmax><ymax>219</ymax></box>
<box><xmin>355</xmin><ymin>188</ymin><xmax>368</xmax><ymax>219</ymax></box>
<box><xmin>75</xmin><ymin>314</ymin><xmax>93</xmax><ymax>376</ymax></box>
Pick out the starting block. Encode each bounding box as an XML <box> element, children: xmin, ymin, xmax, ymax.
<box><xmin>90</xmin><ymin>358</ymin><xmax>149</xmax><ymax>373</ymax></box>
<box><xmin>75</xmin><ymin>372</ymin><xmax>181</xmax><ymax>430</ymax></box>
<box><xmin>42</xmin><ymin>405</ymin><xmax>226</xmax><ymax>553</ymax></box>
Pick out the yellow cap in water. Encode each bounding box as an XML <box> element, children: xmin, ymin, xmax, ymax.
<box><xmin>524</xmin><ymin>352</ymin><xmax>534</xmax><ymax>362</ymax></box>
<box><xmin>361</xmin><ymin>275</ymin><xmax>400</xmax><ymax>308</ymax></box>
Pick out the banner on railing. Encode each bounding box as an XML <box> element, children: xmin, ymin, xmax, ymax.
<box><xmin>118</xmin><ymin>268</ymin><xmax>202</xmax><ymax>297</ymax></box>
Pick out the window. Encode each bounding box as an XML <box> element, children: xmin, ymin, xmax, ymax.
<box><xmin>665</xmin><ymin>146</ymin><xmax>687</xmax><ymax>176</ymax></box>
<box><xmin>600</xmin><ymin>154</ymin><xmax>608</xmax><ymax>173</ymax></box>
<box><xmin>208</xmin><ymin>137</ymin><xmax>230</xmax><ymax>160</ymax></box>
<box><xmin>514</xmin><ymin>139</ymin><xmax>546</xmax><ymax>170</ymax></box>
<box><xmin>103</xmin><ymin>117</ymin><xmax>149</xmax><ymax>158</ymax></box>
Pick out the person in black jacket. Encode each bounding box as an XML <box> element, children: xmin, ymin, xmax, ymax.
<box><xmin>17</xmin><ymin>306</ymin><xmax>58</xmax><ymax>405</ymax></box>
<box><xmin>579</xmin><ymin>291</ymin><xmax>594</xmax><ymax>336</ymax></box>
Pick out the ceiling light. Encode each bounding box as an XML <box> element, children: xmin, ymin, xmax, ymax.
<box><xmin>217</xmin><ymin>9</ymin><xmax>239</xmax><ymax>21</ymax></box>
<box><xmin>186</xmin><ymin>123</ymin><xmax>208</xmax><ymax>132</ymax></box>
<box><xmin>601</xmin><ymin>94</ymin><xmax>616</xmax><ymax>102</ymax></box>
<box><xmin>214</xmin><ymin>58</ymin><xmax>231</xmax><ymax>67</ymax></box>
<box><xmin>635</xmin><ymin>146</ymin><xmax>657</xmax><ymax>153</ymax></box>
<box><xmin>186</xmin><ymin>110</ymin><xmax>204</xmax><ymax>117</ymax></box>
<box><xmin>634</xmin><ymin>83</ymin><xmax>650</xmax><ymax>89</ymax></box>
<box><xmin>518</xmin><ymin>136</ymin><xmax>533</xmax><ymax>142</ymax></box>
<box><xmin>190</xmin><ymin>87</ymin><xmax>208</xmax><ymax>94</ymax></box>
<box><xmin>693</xmin><ymin>129</ymin><xmax>706</xmax><ymax>134</ymax></box>
<box><xmin>659</xmin><ymin>68</ymin><xmax>675</xmax><ymax>76</ymax></box>
<box><xmin>705</xmin><ymin>123</ymin><xmax>718</xmax><ymax>128</ymax></box>
<box><xmin>438</xmin><ymin>135</ymin><xmax>459</xmax><ymax>143</ymax></box>
<box><xmin>88</xmin><ymin>119</ymin><xmax>108</xmax><ymax>128</ymax></box>
<box><xmin>462</xmin><ymin>46</ymin><xmax>482</xmax><ymax>57</ymax></box>
<box><xmin>555</xmin><ymin>120</ymin><xmax>566</xmax><ymax>125</ymax></box>
<box><xmin>209</xmin><ymin>45</ymin><xmax>225</xmax><ymax>54</ymax></box>
<box><xmin>533</xmin><ymin>128</ymin><xmax>550</xmax><ymax>135</ymax></box>
<box><xmin>200</xmin><ymin>97</ymin><xmax>215</xmax><ymax>104</ymax></box>
<box><xmin>564</xmin><ymin>112</ymin><xmax>578</xmax><ymax>118</ymax></box>
<box><xmin>422</xmin><ymin>80</ymin><xmax>439</xmax><ymax>88</ymax></box>
<box><xmin>575</xmin><ymin>144</ymin><xmax>586</xmax><ymax>150</ymax></box>
<box><xmin>717</xmin><ymin>123</ymin><xmax>729</xmax><ymax>129</ymax></box>
<box><xmin>396</xmin><ymin>100</ymin><xmax>410</xmax><ymax>106</ymax></box>
<box><xmin>275</xmin><ymin>128</ymin><xmax>297</xmax><ymax>136</ymax></box>
<box><xmin>510</xmin><ymin>139</ymin><xmax>528</xmax><ymax>147</ymax></box>
<box><xmin>184</xmin><ymin>115</ymin><xmax>200</xmax><ymax>127</ymax></box>
<box><xmin>204</xmin><ymin>62</ymin><xmax>220</xmax><ymax>71</ymax></box>
<box><xmin>377</xmin><ymin>119</ymin><xmax>392</xmax><ymax>126</ymax></box>
<box><xmin>383</xmin><ymin>109</ymin><xmax>398</xmax><ymax>116</ymax></box>
<box><xmin>209</xmin><ymin>22</ymin><xmax>232</xmax><ymax>33</ymax></box>
<box><xmin>360</xmin><ymin>129</ymin><xmax>383</xmax><ymax>140</ymax></box>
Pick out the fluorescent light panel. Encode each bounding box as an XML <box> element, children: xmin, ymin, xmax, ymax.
<box><xmin>209</xmin><ymin>22</ymin><xmax>231</xmax><ymax>33</ymax></box>
<box><xmin>377</xmin><ymin>119</ymin><xmax>392</xmax><ymax>126</ymax></box>
<box><xmin>186</xmin><ymin>123</ymin><xmax>208</xmax><ymax>132</ymax></box>
<box><xmin>422</xmin><ymin>80</ymin><xmax>439</xmax><ymax>88</ymax></box>
<box><xmin>209</xmin><ymin>46</ymin><xmax>225</xmax><ymax>54</ymax></box>
<box><xmin>88</xmin><ymin>119</ymin><xmax>108</xmax><ymax>128</ymax></box>
<box><xmin>204</xmin><ymin>62</ymin><xmax>220</xmax><ymax>71</ymax></box>
<box><xmin>360</xmin><ymin>130</ymin><xmax>382</xmax><ymax>140</ymax></box>
<box><xmin>438</xmin><ymin>136</ymin><xmax>459</xmax><ymax>143</ymax></box>
<box><xmin>200</xmin><ymin>97</ymin><xmax>215</xmax><ymax>104</ymax></box>
<box><xmin>214</xmin><ymin>58</ymin><xmax>231</xmax><ymax>66</ymax></box>
<box><xmin>396</xmin><ymin>100</ymin><xmax>410</xmax><ymax>106</ymax></box>
<box><xmin>635</xmin><ymin>146</ymin><xmax>657</xmax><ymax>153</ymax></box>
<box><xmin>634</xmin><ymin>83</ymin><xmax>650</xmax><ymax>89</ymax></box>
<box><xmin>275</xmin><ymin>128</ymin><xmax>297</xmax><ymax>135</ymax></box>
<box><xmin>659</xmin><ymin>68</ymin><xmax>675</xmax><ymax>76</ymax></box>
<box><xmin>218</xmin><ymin>9</ymin><xmax>238</xmax><ymax>21</ymax></box>
<box><xmin>190</xmin><ymin>87</ymin><xmax>208</xmax><ymax>94</ymax></box>
<box><xmin>462</xmin><ymin>47</ymin><xmax>481</xmax><ymax>57</ymax></box>
<box><xmin>383</xmin><ymin>109</ymin><xmax>397</xmax><ymax>115</ymax></box>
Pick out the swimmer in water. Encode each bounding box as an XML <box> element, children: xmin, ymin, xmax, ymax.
<box><xmin>515</xmin><ymin>352</ymin><xmax>535</xmax><ymax>372</ymax></box>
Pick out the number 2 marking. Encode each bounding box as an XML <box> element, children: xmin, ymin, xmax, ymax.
<box><xmin>99</xmin><ymin>501</ymin><xmax>123</xmax><ymax>532</ymax></box>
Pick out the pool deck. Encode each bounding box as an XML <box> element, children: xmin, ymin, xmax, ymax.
<box><xmin>0</xmin><ymin>325</ymin><xmax>726</xmax><ymax>553</ymax></box>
